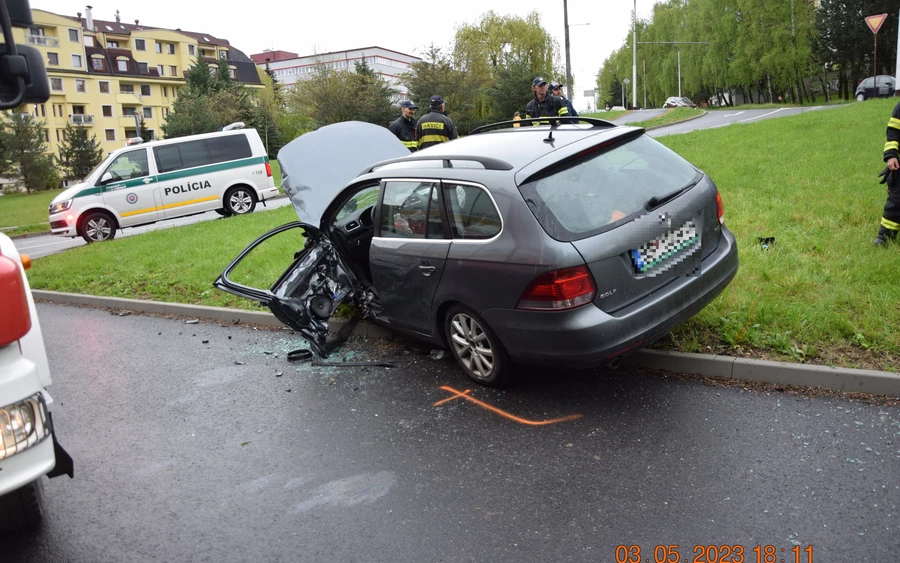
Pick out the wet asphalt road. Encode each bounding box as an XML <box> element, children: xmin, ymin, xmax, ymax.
<box><xmin>5</xmin><ymin>303</ymin><xmax>900</xmax><ymax>562</ymax></box>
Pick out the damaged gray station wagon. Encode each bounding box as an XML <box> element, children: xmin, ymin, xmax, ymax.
<box><xmin>214</xmin><ymin>117</ymin><xmax>739</xmax><ymax>387</ymax></box>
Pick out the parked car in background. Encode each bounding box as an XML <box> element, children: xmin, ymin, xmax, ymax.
<box><xmin>48</xmin><ymin>124</ymin><xmax>278</xmax><ymax>243</ymax></box>
<box><xmin>0</xmin><ymin>233</ymin><xmax>73</xmax><ymax>531</ymax></box>
<box><xmin>855</xmin><ymin>75</ymin><xmax>896</xmax><ymax>101</ymax></box>
<box><xmin>663</xmin><ymin>96</ymin><xmax>697</xmax><ymax>108</ymax></box>
<box><xmin>215</xmin><ymin>119</ymin><xmax>739</xmax><ymax>388</ymax></box>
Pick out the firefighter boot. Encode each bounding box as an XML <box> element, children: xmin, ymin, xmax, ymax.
<box><xmin>873</xmin><ymin>226</ymin><xmax>898</xmax><ymax>246</ymax></box>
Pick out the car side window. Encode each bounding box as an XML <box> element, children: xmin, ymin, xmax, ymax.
<box><xmin>442</xmin><ymin>183</ymin><xmax>502</xmax><ymax>240</ymax></box>
<box><xmin>379</xmin><ymin>181</ymin><xmax>444</xmax><ymax>239</ymax></box>
<box><xmin>102</xmin><ymin>149</ymin><xmax>149</xmax><ymax>183</ymax></box>
<box><xmin>335</xmin><ymin>185</ymin><xmax>380</xmax><ymax>221</ymax></box>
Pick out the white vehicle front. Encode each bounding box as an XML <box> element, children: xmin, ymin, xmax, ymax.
<box><xmin>0</xmin><ymin>233</ymin><xmax>73</xmax><ymax>531</ymax></box>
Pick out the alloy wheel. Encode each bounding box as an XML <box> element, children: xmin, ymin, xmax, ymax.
<box><xmin>449</xmin><ymin>313</ymin><xmax>494</xmax><ymax>379</ymax></box>
<box><xmin>229</xmin><ymin>190</ymin><xmax>253</xmax><ymax>214</ymax></box>
<box><xmin>85</xmin><ymin>216</ymin><xmax>112</xmax><ymax>241</ymax></box>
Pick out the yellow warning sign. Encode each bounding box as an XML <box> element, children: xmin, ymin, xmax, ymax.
<box><xmin>865</xmin><ymin>13</ymin><xmax>887</xmax><ymax>35</ymax></box>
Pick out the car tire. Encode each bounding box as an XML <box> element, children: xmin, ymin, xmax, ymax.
<box><xmin>224</xmin><ymin>186</ymin><xmax>256</xmax><ymax>215</ymax></box>
<box><xmin>0</xmin><ymin>479</ymin><xmax>44</xmax><ymax>532</ymax></box>
<box><xmin>78</xmin><ymin>210</ymin><xmax>117</xmax><ymax>243</ymax></box>
<box><xmin>214</xmin><ymin>209</ymin><xmax>230</xmax><ymax>216</ymax></box>
<box><xmin>444</xmin><ymin>304</ymin><xmax>512</xmax><ymax>388</ymax></box>
<box><xmin>856</xmin><ymin>93</ymin><xmax>865</xmax><ymax>102</ymax></box>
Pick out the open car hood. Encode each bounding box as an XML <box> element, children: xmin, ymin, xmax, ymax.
<box><xmin>278</xmin><ymin>121</ymin><xmax>410</xmax><ymax>227</ymax></box>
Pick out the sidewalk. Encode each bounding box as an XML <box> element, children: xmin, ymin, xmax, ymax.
<box><xmin>32</xmin><ymin>289</ymin><xmax>900</xmax><ymax>398</ymax></box>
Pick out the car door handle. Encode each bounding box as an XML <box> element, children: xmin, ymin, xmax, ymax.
<box><xmin>419</xmin><ymin>265</ymin><xmax>436</xmax><ymax>276</ymax></box>
<box><xmin>142</xmin><ymin>178</ymin><xmax>152</xmax><ymax>184</ymax></box>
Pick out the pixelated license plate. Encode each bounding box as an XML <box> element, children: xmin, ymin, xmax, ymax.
<box><xmin>630</xmin><ymin>220</ymin><xmax>700</xmax><ymax>275</ymax></box>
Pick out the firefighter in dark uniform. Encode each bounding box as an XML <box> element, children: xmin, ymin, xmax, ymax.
<box><xmin>524</xmin><ymin>76</ymin><xmax>569</xmax><ymax>123</ymax></box>
<box><xmin>415</xmin><ymin>95</ymin><xmax>458</xmax><ymax>150</ymax></box>
<box><xmin>389</xmin><ymin>100</ymin><xmax>418</xmax><ymax>152</ymax></box>
<box><xmin>874</xmin><ymin>99</ymin><xmax>900</xmax><ymax>245</ymax></box>
<box><xmin>550</xmin><ymin>81</ymin><xmax>578</xmax><ymax>117</ymax></box>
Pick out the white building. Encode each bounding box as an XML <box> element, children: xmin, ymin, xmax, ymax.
<box><xmin>250</xmin><ymin>46</ymin><xmax>421</xmax><ymax>103</ymax></box>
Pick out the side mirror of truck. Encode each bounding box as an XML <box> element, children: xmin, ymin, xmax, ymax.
<box><xmin>0</xmin><ymin>0</ymin><xmax>51</xmax><ymax>110</ymax></box>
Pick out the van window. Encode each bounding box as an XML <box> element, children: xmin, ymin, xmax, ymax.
<box><xmin>153</xmin><ymin>134</ymin><xmax>252</xmax><ymax>173</ymax></box>
<box><xmin>208</xmin><ymin>135</ymin><xmax>252</xmax><ymax>163</ymax></box>
<box><xmin>103</xmin><ymin>150</ymin><xmax>149</xmax><ymax>183</ymax></box>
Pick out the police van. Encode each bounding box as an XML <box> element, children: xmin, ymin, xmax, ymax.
<box><xmin>48</xmin><ymin>124</ymin><xmax>279</xmax><ymax>243</ymax></box>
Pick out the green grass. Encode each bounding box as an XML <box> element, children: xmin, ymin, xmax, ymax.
<box><xmin>626</xmin><ymin>107</ymin><xmax>703</xmax><ymax>128</ymax></box>
<box><xmin>0</xmin><ymin>188</ymin><xmax>67</xmax><ymax>236</ymax></box>
<box><xmin>270</xmin><ymin>159</ymin><xmax>282</xmax><ymax>189</ymax></box>
<box><xmin>23</xmin><ymin>99</ymin><xmax>900</xmax><ymax>371</ymax></box>
<box><xmin>581</xmin><ymin>110</ymin><xmax>631</xmax><ymax>122</ymax></box>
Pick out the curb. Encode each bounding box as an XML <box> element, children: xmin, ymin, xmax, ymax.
<box><xmin>32</xmin><ymin>290</ymin><xmax>900</xmax><ymax>398</ymax></box>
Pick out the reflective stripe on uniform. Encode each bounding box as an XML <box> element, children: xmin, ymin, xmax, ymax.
<box><xmin>889</xmin><ymin>117</ymin><xmax>900</xmax><ymax>130</ymax></box>
<box><xmin>881</xmin><ymin>217</ymin><xmax>900</xmax><ymax>231</ymax></box>
<box><xmin>418</xmin><ymin>135</ymin><xmax>449</xmax><ymax>145</ymax></box>
<box><xmin>558</xmin><ymin>107</ymin><xmax>569</xmax><ymax>116</ymax></box>
<box><xmin>402</xmin><ymin>140</ymin><xmax>417</xmax><ymax>148</ymax></box>
<box><xmin>885</xmin><ymin>141</ymin><xmax>900</xmax><ymax>153</ymax></box>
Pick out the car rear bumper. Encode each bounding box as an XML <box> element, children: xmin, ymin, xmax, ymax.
<box><xmin>259</xmin><ymin>186</ymin><xmax>280</xmax><ymax>202</ymax></box>
<box><xmin>481</xmin><ymin>228</ymin><xmax>738</xmax><ymax>368</ymax></box>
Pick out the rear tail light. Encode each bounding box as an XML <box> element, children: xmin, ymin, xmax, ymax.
<box><xmin>517</xmin><ymin>265</ymin><xmax>596</xmax><ymax>311</ymax></box>
<box><xmin>715</xmin><ymin>191</ymin><xmax>725</xmax><ymax>225</ymax></box>
<box><xmin>265</xmin><ymin>162</ymin><xmax>273</xmax><ymax>177</ymax></box>
<box><xmin>0</xmin><ymin>254</ymin><xmax>32</xmax><ymax>348</ymax></box>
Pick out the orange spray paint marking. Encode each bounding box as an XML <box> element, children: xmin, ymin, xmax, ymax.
<box><xmin>434</xmin><ymin>386</ymin><xmax>582</xmax><ymax>426</ymax></box>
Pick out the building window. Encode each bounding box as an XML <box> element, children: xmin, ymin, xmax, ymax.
<box><xmin>167</xmin><ymin>43</ymin><xmax>175</xmax><ymax>55</ymax></box>
<box><xmin>135</xmin><ymin>39</ymin><xmax>146</xmax><ymax>51</ymax></box>
<box><xmin>121</xmin><ymin>84</ymin><xmax>134</xmax><ymax>93</ymax></box>
<box><xmin>47</xmin><ymin>52</ymin><xmax>58</xmax><ymax>65</ymax></box>
<box><xmin>157</xmin><ymin>64</ymin><xmax>164</xmax><ymax>76</ymax></box>
<box><xmin>219</xmin><ymin>50</ymin><xmax>227</xmax><ymax>59</ymax></box>
<box><xmin>138</xmin><ymin>62</ymin><xmax>149</xmax><ymax>74</ymax></box>
<box><xmin>99</xmin><ymin>81</ymin><xmax>110</xmax><ymax>93</ymax></box>
<box><xmin>163</xmin><ymin>108</ymin><xmax>169</xmax><ymax>118</ymax></box>
<box><xmin>229</xmin><ymin>68</ymin><xmax>236</xmax><ymax>79</ymax></box>
<box><xmin>71</xmin><ymin>54</ymin><xmax>82</xmax><ymax>68</ymax></box>
<box><xmin>117</xmin><ymin>60</ymin><xmax>128</xmax><ymax>72</ymax></box>
<box><xmin>188</xmin><ymin>44</ymin><xmax>195</xmax><ymax>56</ymax></box>
<box><xmin>107</xmin><ymin>40</ymin><xmax>119</xmax><ymax>48</ymax></box>
<box><xmin>141</xmin><ymin>85</ymin><xmax>151</xmax><ymax>96</ymax></box>
<box><xmin>50</xmin><ymin>77</ymin><xmax>63</xmax><ymax>91</ymax></box>
<box><xmin>44</xmin><ymin>130</ymin><xmax>50</xmax><ymax>142</ymax></box>
<box><xmin>92</xmin><ymin>58</ymin><xmax>104</xmax><ymax>70</ymax></box>
<box><xmin>155</xmin><ymin>42</ymin><xmax>162</xmax><ymax>54</ymax></box>
<box><xmin>102</xmin><ymin>105</ymin><xmax>113</xmax><ymax>117</ymax></box>
<box><xmin>169</xmin><ymin>65</ymin><xmax>177</xmax><ymax>76</ymax></box>
<box><xmin>75</xmin><ymin>79</ymin><xmax>86</xmax><ymax>93</ymax></box>
<box><xmin>105</xmin><ymin>129</ymin><xmax>116</xmax><ymax>141</ymax></box>
<box><xmin>83</xmin><ymin>36</ymin><xmax>94</xmax><ymax>47</ymax></box>
<box><xmin>68</xmin><ymin>29</ymin><xmax>79</xmax><ymax>42</ymax></box>
<box><xmin>163</xmin><ymin>86</ymin><xmax>168</xmax><ymax>97</ymax></box>
<box><xmin>123</xmin><ymin>107</ymin><xmax>137</xmax><ymax>116</ymax></box>
<box><xmin>143</xmin><ymin>107</ymin><xmax>153</xmax><ymax>119</ymax></box>
<box><xmin>38</xmin><ymin>104</ymin><xmax>46</xmax><ymax>117</ymax></box>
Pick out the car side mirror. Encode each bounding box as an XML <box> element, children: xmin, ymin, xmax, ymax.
<box><xmin>99</xmin><ymin>172</ymin><xmax>113</xmax><ymax>185</ymax></box>
<box><xmin>0</xmin><ymin>0</ymin><xmax>51</xmax><ymax>109</ymax></box>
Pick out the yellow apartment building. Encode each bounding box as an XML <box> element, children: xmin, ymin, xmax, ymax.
<box><xmin>10</xmin><ymin>7</ymin><xmax>262</xmax><ymax>158</ymax></box>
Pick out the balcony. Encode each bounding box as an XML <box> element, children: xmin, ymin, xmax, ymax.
<box><xmin>26</xmin><ymin>34</ymin><xmax>59</xmax><ymax>47</ymax></box>
<box><xmin>69</xmin><ymin>114</ymin><xmax>95</xmax><ymax>125</ymax></box>
<box><xmin>116</xmin><ymin>91</ymin><xmax>143</xmax><ymax>105</ymax></box>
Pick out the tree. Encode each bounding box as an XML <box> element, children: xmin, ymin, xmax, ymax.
<box><xmin>0</xmin><ymin>111</ymin><xmax>59</xmax><ymax>193</ymax></box>
<box><xmin>286</xmin><ymin>59</ymin><xmax>396</xmax><ymax>129</ymax></box>
<box><xmin>55</xmin><ymin>122</ymin><xmax>104</xmax><ymax>181</ymax></box>
<box><xmin>401</xmin><ymin>45</ymin><xmax>485</xmax><ymax>133</ymax></box>
<box><xmin>160</xmin><ymin>90</ymin><xmax>220</xmax><ymax>138</ymax></box>
<box><xmin>137</xmin><ymin>116</ymin><xmax>153</xmax><ymax>142</ymax></box>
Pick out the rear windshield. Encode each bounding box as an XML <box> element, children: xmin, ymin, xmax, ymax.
<box><xmin>518</xmin><ymin>134</ymin><xmax>702</xmax><ymax>241</ymax></box>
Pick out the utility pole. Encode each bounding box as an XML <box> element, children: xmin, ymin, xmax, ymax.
<box><xmin>564</xmin><ymin>0</ymin><xmax>572</xmax><ymax>101</ymax></box>
<box><xmin>643</xmin><ymin>59</ymin><xmax>647</xmax><ymax>108</ymax></box>
<box><xmin>632</xmin><ymin>0</ymin><xmax>637</xmax><ymax>109</ymax></box>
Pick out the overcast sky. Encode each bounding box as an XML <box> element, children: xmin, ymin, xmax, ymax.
<box><xmin>33</xmin><ymin>1</ymin><xmax>658</xmax><ymax>99</ymax></box>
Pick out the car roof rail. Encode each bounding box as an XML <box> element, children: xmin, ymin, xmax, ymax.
<box><xmin>361</xmin><ymin>155</ymin><xmax>514</xmax><ymax>175</ymax></box>
<box><xmin>469</xmin><ymin>116</ymin><xmax>618</xmax><ymax>135</ymax></box>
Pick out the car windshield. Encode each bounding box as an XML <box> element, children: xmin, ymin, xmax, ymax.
<box><xmin>518</xmin><ymin>134</ymin><xmax>701</xmax><ymax>242</ymax></box>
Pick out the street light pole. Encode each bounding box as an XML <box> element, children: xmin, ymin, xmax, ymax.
<box><xmin>564</xmin><ymin>0</ymin><xmax>572</xmax><ymax>101</ymax></box>
<box><xmin>632</xmin><ymin>0</ymin><xmax>637</xmax><ymax>109</ymax></box>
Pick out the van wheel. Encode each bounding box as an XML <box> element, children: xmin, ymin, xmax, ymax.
<box><xmin>0</xmin><ymin>479</ymin><xmax>44</xmax><ymax>532</ymax></box>
<box><xmin>79</xmin><ymin>211</ymin><xmax>117</xmax><ymax>243</ymax></box>
<box><xmin>856</xmin><ymin>93</ymin><xmax>865</xmax><ymax>102</ymax></box>
<box><xmin>444</xmin><ymin>304</ymin><xmax>512</xmax><ymax>388</ymax></box>
<box><xmin>224</xmin><ymin>186</ymin><xmax>256</xmax><ymax>215</ymax></box>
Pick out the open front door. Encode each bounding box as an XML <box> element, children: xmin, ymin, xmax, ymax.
<box><xmin>213</xmin><ymin>222</ymin><xmax>361</xmax><ymax>357</ymax></box>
